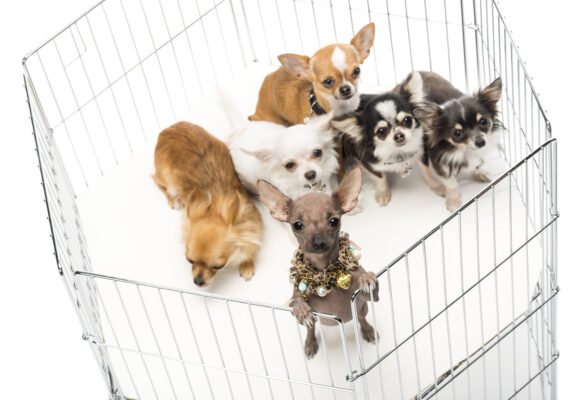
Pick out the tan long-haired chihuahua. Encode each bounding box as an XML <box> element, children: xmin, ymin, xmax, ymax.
<box><xmin>153</xmin><ymin>122</ymin><xmax>263</xmax><ymax>288</ymax></box>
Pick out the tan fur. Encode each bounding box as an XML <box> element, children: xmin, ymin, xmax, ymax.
<box><xmin>153</xmin><ymin>122</ymin><xmax>263</xmax><ymax>286</ymax></box>
<box><xmin>249</xmin><ymin>23</ymin><xmax>375</xmax><ymax>126</ymax></box>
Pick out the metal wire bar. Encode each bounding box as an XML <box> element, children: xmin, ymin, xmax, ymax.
<box><xmin>426</xmin><ymin>291</ymin><xmax>559</xmax><ymax>399</ymax></box>
<box><xmin>24</xmin><ymin>1</ymin><xmax>559</xmax><ymax>399</ymax></box>
<box><xmin>315</xmin><ymin>315</ymin><xmax>338</xmax><ymax>400</ymax></box>
<box><xmin>180</xmin><ymin>293</ymin><xmax>216</xmax><ymax>400</ymax></box>
<box><xmin>349</xmin><ymin>214</ymin><xmax>559</xmax><ymax>381</ymax></box>
<box><xmin>203</xmin><ymin>297</ymin><xmax>235</xmax><ymax>399</ymax></box>
<box><xmin>247</xmin><ymin>304</ymin><xmax>275</xmax><ymax>400</ymax></box>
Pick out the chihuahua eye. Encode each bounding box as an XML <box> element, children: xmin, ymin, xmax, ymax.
<box><xmin>479</xmin><ymin>118</ymin><xmax>488</xmax><ymax>126</ymax></box>
<box><xmin>322</xmin><ymin>78</ymin><xmax>334</xmax><ymax>87</ymax></box>
<box><xmin>292</xmin><ymin>221</ymin><xmax>304</xmax><ymax>231</ymax></box>
<box><xmin>453</xmin><ymin>129</ymin><xmax>463</xmax><ymax>138</ymax></box>
<box><xmin>402</xmin><ymin>116</ymin><xmax>413</xmax><ymax>128</ymax></box>
<box><xmin>352</xmin><ymin>67</ymin><xmax>360</xmax><ymax>77</ymax></box>
<box><xmin>284</xmin><ymin>161</ymin><xmax>296</xmax><ymax>170</ymax></box>
<box><xmin>211</xmin><ymin>264</ymin><xmax>224</xmax><ymax>270</ymax></box>
<box><xmin>329</xmin><ymin>218</ymin><xmax>339</xmax><ymax>227</ymax></box>
<box><xmin>313</xmin><ymin>149</ymin><xmax>323</xmax><ymax>158</ymax></box>
<box><xmin>186</xmin><ymin>258</ymin><xmax>195</xmax><ymax>264</ymax></box>
<box><xmin>376</xmin><ymin>127</ymin><xmax>387</xmax><ymax>138</ymax></box>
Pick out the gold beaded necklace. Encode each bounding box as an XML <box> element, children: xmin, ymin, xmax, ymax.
<box><xmin>289</xmin><ymin>233</ymin><xmax>361</xmax><ymax>300</ymax></box>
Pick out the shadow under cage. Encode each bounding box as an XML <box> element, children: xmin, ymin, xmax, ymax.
<box><xmin>23</xmin><ymin>0</ymin><xmax>558</xmax><ymax>399</ymax></box>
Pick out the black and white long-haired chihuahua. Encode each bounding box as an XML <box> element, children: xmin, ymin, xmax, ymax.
<box><xmin>330</xmin><ymin>72</ymin><xmax>425</xmax><ymax>206</ymax></box>
<box><xmin>407</xmin><ymin>71</ymin><xmax>503</xmax><ymax>212</ymax></box>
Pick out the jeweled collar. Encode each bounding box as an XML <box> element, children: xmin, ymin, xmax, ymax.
<box><xmin>290</xmin><ymin>233</ymin><xmax>360</xmax><ymax>299</ymax></box>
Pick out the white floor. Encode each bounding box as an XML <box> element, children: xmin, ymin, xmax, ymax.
<box><xmin>75</xmin><ymin>66</ymin><xmax>546</xmax><ymax>400</ymax></box>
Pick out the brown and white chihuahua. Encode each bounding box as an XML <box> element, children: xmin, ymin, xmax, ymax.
<box><xmin>407</xmin><ymin>71</ymin><xmax>503</xmax><ymax>212</ymax></box>
<box><xmin>153</xmin><ymin>122</ymin><xmax>263</xmax><ymax>288</ymax></box>
<box><xmin>249</xmin><ymin>23</ymin><xmax>376</xmax><ymax>126</ymax></box>
<box><xmin>257</xmin><ymin>167</ymin><xmax>379</xmax><ymax>358</ymax></box>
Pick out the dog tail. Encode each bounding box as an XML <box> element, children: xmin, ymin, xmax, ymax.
<box><xmin>216</xmin><ymin>86</ymin><xmax>248</xmax><ymax>130</ymax></box>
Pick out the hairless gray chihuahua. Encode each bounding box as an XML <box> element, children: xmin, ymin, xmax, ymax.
<box><xmin>258</xmin><ymin>167</ymin><xmax>379</xmax><ymax>358</ymax></box>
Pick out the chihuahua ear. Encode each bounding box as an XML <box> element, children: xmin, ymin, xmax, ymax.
<box><xmin>278</xmin><ymin>54</ymin><xmax>312</xmax><ymax>80</ymax></box>
<box><xmin>333</xmin><ymin>166</ymin><xmax>363</xmax><ymax>213</ymax></box>
<box><xmin>413</xmin><ymin>101</ymin><xmax>440</xmax><ymax>124</ymax></box>
<box><xmin>477</xmin><ymin>77</ymin><xmax>502</xmax><ymax>112</ymax></box>
<box><xmin>257</xmin><ymin>180</ymin><xmax>292</xmax><ymax>222</ymax></box>
<box><xmin>401</xmin><ymin>71</ymin><xmax>425</xmax><ymax>105</ymax></box>
<box><xmin>241</xmin><ymin>147</ymin><xmax>272</xmax><ymax>162</ymax></box>
<box><xmin>350</xmin><ymin>23</ymin><xmax>375</xmax><ymax>62</ymax></box>
<box><xmin>330</xmin><ymin>113</ymin><xmax>362</xmax><ymax>141</ymax></box>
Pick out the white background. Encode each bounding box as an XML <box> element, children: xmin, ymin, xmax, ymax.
<box><xmin>0</xmin><ymin>0</ymin><xmax>580</xmax><ymax>399</ymax></box>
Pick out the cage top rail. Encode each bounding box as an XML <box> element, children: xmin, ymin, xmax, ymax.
<box><xmin>74</xmin><ymin>270</ymin><xmax>344</xmax><ymax>322</ymax></box>
<box><xmin>22</xmin><ymin>0</ymin><xmax>107</xmax><ymax>64</ymax></box>
<box><xmin>490</xmin><ymin>0</ymin><xmax>551</xmax><ymax>131</ymax></box>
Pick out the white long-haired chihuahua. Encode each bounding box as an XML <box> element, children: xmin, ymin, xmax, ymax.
<box><xmin>228</xmin><ymin>116</ymin><xmax>339</xmax><ymax>199</ymax></box>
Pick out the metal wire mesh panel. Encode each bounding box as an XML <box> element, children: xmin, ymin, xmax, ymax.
<box><xmin>23</xmin><ymin>0</ymin><xmax>558</xmax><ymax>399</ymax></box>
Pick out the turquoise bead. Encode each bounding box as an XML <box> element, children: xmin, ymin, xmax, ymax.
<box><xmin>298</xmin><ymin>282</ymin><xmax>307</xmax><ymax>292</ymax></box>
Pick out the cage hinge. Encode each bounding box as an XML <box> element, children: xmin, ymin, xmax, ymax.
<box><xmin>545</xmin><ymin>120</ymin><xmax>552</xmax><ymax>134</ymax></box>
<box><xmin>82</xmin><ymin>332</ymin><xmax>103</xmax><ymax>345</ymax></box>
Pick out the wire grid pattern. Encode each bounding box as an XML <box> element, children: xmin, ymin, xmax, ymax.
<box><xmin>23</xmin><ymin>0</ymin><xmax>558</xmax><ymax>399</ymax></box>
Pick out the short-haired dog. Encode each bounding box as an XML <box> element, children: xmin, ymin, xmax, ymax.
<box><xmin>257</xmin><ymin>167</ymin><xmax>379</xmax><ymax>358</ymax></box>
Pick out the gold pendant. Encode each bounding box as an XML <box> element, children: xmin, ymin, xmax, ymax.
<box><xmin>336</xmin><ymin>273</ymin><xmax>352</xmax><ymax>290</ymax></box>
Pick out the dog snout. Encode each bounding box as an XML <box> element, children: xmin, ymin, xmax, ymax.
<box><xmin>339</xmin><ymin>85</ymin><xmax>352</xmax><ymax>98</ymax></box>
<box><xmin>311</xmin><ymin>234</ymin><xmax>329</xmax><ymax>252</ymax></box>
<box><xmin>394</xmin><ymin>132</ymin><xmax>405</xmax><ymax>144</ymax></box>
<box><xmin>305</xmin><ymin>170</ymin><xmax>317</xmax><ymax>181</ymax></box>
<box><xmin>475</xmin><ymin>137</ymin><xmax>486</xmax><ymax>148</ymax></box>
<box><xmin>193</xmin><ymin>277</ymin><xmax>207</xmax><ymax>287</ymax></box>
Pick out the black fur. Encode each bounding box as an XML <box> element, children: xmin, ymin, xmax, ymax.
<box><xmin>412</xmin><ymin>72</ymin><xmax>503</xmax><ymax>178</ymax></box>
<box><xmin>333</xmin><ymin>92</ymin><xmax>421</xmax><ymax>177</ymax></box>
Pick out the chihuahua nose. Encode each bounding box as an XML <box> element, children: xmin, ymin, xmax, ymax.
<box><xmin>475</xmin><ymin>138</ymin><xmax>486</xmax><ymax>148</ymax></box>
<box><xmin>312</xmin><ymin>234</ymin><xmax>327</xmax><ymax>251</ymax></box>
<box><xmin>193</xmin><ymin>277</ymin><xmax>206</xmax><ymax>287</ymax></box>
<box><xmin>394</xmin><ymin>132</ymin><xmax>405</xmax><ymax>143</ymax></box>
<box><xmin>305</xmin><ymin>170</ymin><xmax>316</xmax><ymax>181</ymax></box>
<box><xmin>339</xmin><ymin>85</ymin><xmax>352</xmax><ymax>97</ymax></box>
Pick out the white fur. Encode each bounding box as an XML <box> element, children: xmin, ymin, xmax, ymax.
<box><xmin>375</xmin><ymin>100</ymin><xmax>397</xmax><ymax>120</ymax></box>
<box><xmin>331</xmin><ymin>46</ymin><xmax>347</xmax><ymax>76</ymax></box>
<box><xmin>323</xmin><ymin>92</ymin><xmax>361</xmax><ymax>117</ymax></box>
<box><xmin>228</xmin><ymin>120</ymin><xmax>339</xmax><ymax>199</ymax></box>
<box><xmin>406</xmin><ymin>71</ymin><xmax>425</xmax><ymax>104</ymax></box>
<box><xmin>369</xmin><ymin>124</ymin><xmax>424</xmax><ymax>174</ymax></box>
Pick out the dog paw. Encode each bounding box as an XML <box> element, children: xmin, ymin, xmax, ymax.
<box><xmin>361</xmin><ymin>325</ymin><xmax>379</xmax><ymax>343</ymax></box>
<box><xmin>169</xmin><ymin>198</ymin><xmax>184</xmax><ymax>210</ymax></box>
<box><xmin>358</xmin><ymin>271</ymin><xmax>378</xmax><ymax>294</ymax></box>
<box><xmin>473</xmin><ymin>168</ymin><xmax>491</xmax><ymax>183</ymax></box>
<box><xmin>304</xmin><ymin>337</ymin><xmax>319</xmax><ymax>359</ymax></box>
<box><xmin>239</xmin><ymin>261</ymin><xmax>255</xmax><ymax>281</ymax></box>
<box><xmin>374</xmin><ymin>189</ymin><xmax>391</xmax><ymax>207</ymax></box>
<box><xmin>446</xmin><ymin>196</ymin><xmax>461</xmax><ymax>212</ymax></box>
<box><xmin>293</xmin><ymin>302</ymin><xmax>315</xmax><ymax>327</ymax></box>
<box><xmin>430</xmin><ymin>184</ymin><xmax>447</xmax><ymax>197</ymax></box>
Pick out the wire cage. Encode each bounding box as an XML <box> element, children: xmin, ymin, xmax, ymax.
<box><xmin>23</xmin><ymin>0</ymin><xmax>558</xmax><ymax>399</ymax></box>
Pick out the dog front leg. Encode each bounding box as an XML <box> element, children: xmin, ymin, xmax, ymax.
<box><xmin>368</xmin><ymin>170</ymin><xmax>391</xmax><ymax>206</ymax></box>
<box><xmin>289</xmin><ymin>293</ymin><xmax>319</xmax><ymax>358</ymax></box>
<box><xmin>418</xmin><ymin>160</ymin><xmax>446</xmax><ymax>197</ymax></box>
<box><xmin>357</xmin><ymin>301</ymin><xmax>378</xmax><ymax>343</ymax></box>
<box><xmin>304</xmin><ymin>325</ymin><xmax>319</xmax><ymax>358</ymax></box>
<box><xmin>238</xmin><ymin>259</ymin><xmax>255</xmax><ymax>281</ymax></box>
<box><xmin>472</xmin><ymin>158</ymin><xmax>491</xmax><ymax>183</ymax></box>
<box><xmin>438</xmin><ymin>174</ymin><xmax>462</xmax><ymax>212</ymax></box>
